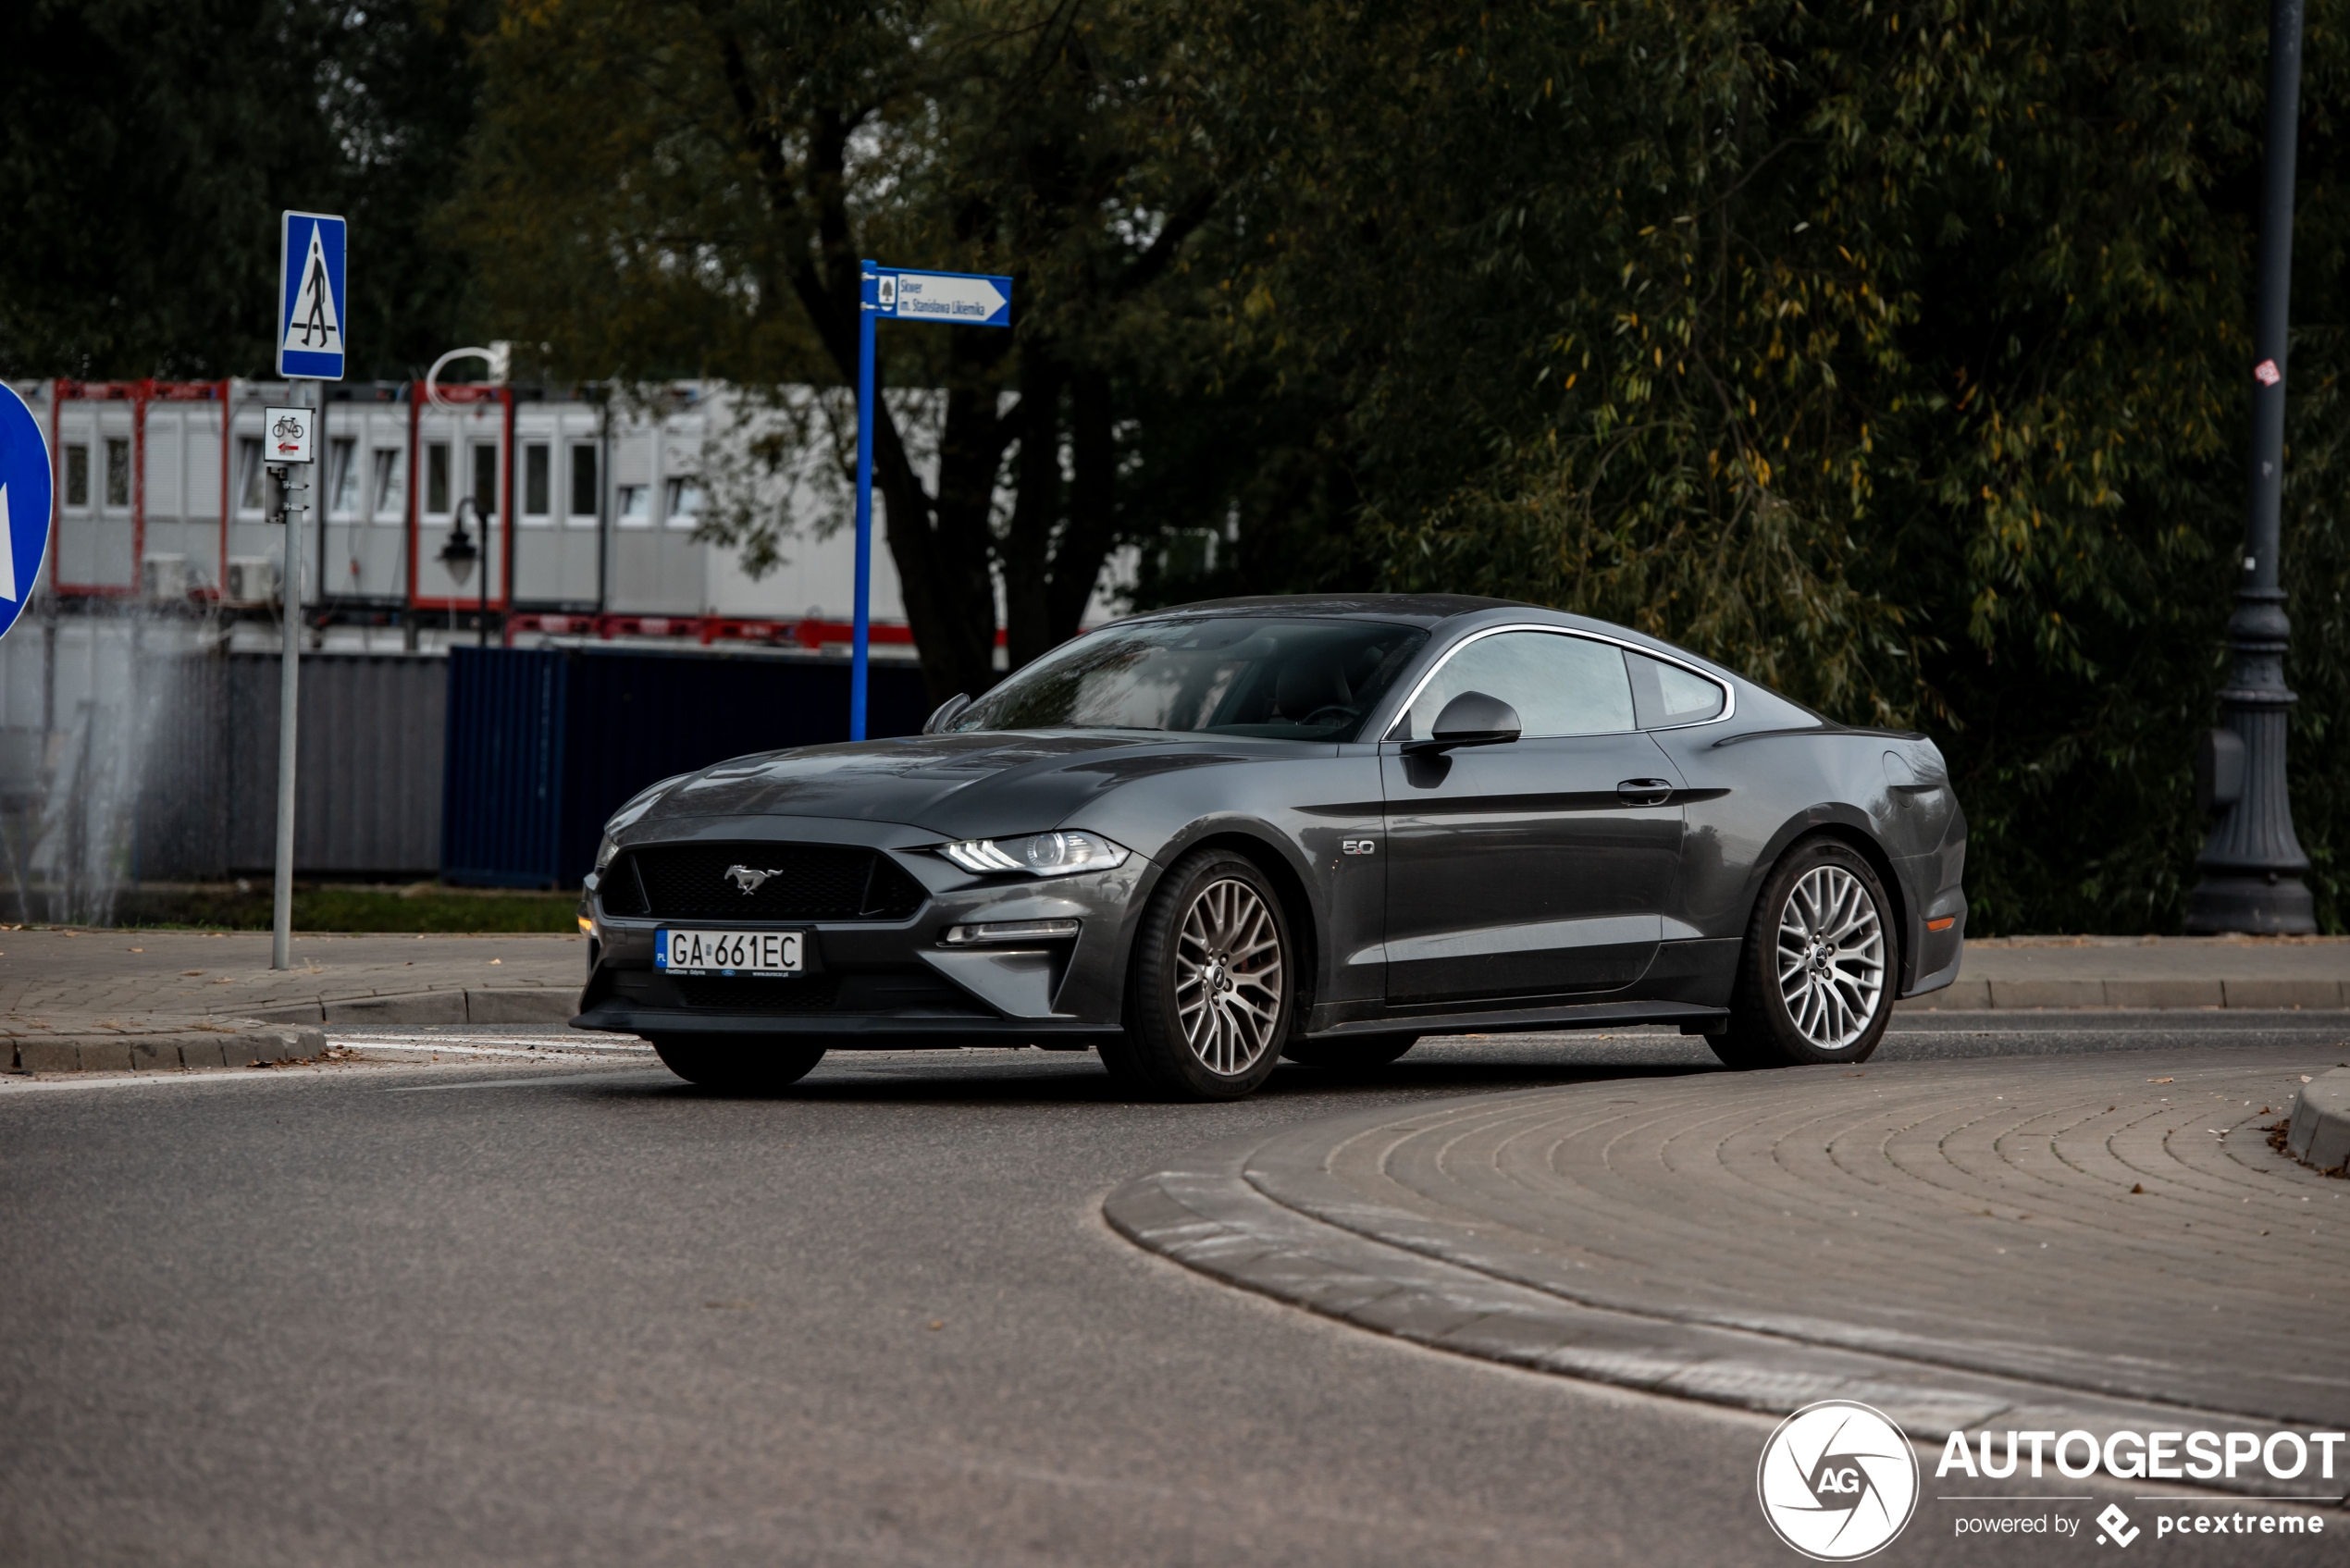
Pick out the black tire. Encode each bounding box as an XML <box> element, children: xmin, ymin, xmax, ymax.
<box><xmin>651</xmin><ymin>1036</ymin><xmax>827</xmax><ymax>1092</ymax></box>
<box><xmin>1100</xmin><ymin>848</ymin><xmax>1295</xmax><ymax>1101</ymax></box>
<box><xmin>1706</xmin><ymin>838</ymin><xmax>1899</xmax><ymax>1070</ymax></box>
<box><xmin>1281</xmin><ymin>1033</ymin><xmax>1419</xmax><ymax>1068</ymax></box>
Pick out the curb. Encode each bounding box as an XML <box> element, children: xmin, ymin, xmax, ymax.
<box><xmin>1901</xmin><ymin>978</ymin><xmax>2350</xmax><ymax>1009</ymax></box>
<box><xmin>1103</xmin><ymin>1129</ymin><xmax>2331</xmax><ymax>1500</ymax></box>
<box><xmin>3</xmin><ymin>989</ymin><xmax>576</xmax><ymax>1073</ymax></box>
<box><xmin>2287</xmin><ymin>1067</ymin><xmax>2350</xmax><ymax>1172</ymax></box>
<box><xmin>7</xmin><ymin>1020</ymin><xmax>327</xmax><ymax>1074</ymax></box>
<box><xmin>244</xmin><ymin>987</ymin><xmax>577</xmax><ymax>1027</ymax></box>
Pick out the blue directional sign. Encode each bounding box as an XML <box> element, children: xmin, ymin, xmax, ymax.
<box><xmin>0</xmin><ymin>384</ymin><xmax>54</xmax><ymax>642</ymax></box>
<box><xmin>847</xmin><ymin>261</ymin><xmax>1015</xmax><ymax>739</ymax></box>
<box><xmin>277</xmin><ymin>210</ymin><xmax>348</xmax><ymax>380</ymax></box>
<box><xmin>873</xmin><ymin>268</ymin><xmax>1014</xmax><ymax>329</ymax></box>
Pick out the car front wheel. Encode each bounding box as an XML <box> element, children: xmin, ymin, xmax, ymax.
<box><xmin>1707</xmin><ymin>839</ymin><xmax>1896</xmax><ymax>1069</ymax></box>
<box><xmin>1103</xmin><ymin>848</ymin><xmax>1293</xmax><ymax>1100</ymax></box>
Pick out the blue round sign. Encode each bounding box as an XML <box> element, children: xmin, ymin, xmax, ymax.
<box><xmin>0</xmin><ymin>383</ymin><xmax>52</xmax><ymax>639</ymax></box>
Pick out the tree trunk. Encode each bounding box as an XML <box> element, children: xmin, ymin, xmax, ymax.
<box><xmin>1002</xmin><ymin>349</ymin><xmax>1065</xmax><ymax>669</ymax></box>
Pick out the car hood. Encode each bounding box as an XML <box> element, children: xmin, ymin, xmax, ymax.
<box><xmin>626</xmin><ymin>731</ymin><xmax>1264</xmax><ymax>841</ymax></box>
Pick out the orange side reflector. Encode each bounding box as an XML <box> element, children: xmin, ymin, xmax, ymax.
<box><xmin>1926</xmin><ymin>916</ymin><xmax>1956</xmax><ymax>932</ymax></box>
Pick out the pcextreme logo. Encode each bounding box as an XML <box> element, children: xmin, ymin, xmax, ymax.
<box><xmin>1758</xmin><ymin>1401</ymin><xmax>1922</xmax><ymax>1561</ymax></box>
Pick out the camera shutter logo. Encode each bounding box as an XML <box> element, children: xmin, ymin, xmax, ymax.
<box><xmin>1756</xmin><ymin>1401</ymin><xmax>1919</xmax><ymax>1561</ymax></box>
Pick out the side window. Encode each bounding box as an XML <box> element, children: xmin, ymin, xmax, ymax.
<box><xmin>1405</xmin><ymin>631</ymin><xmax>1634</xmax><ymax>738</ymax></box>
<box><xmin>1626</xmin><ymin>649</ymin><xmax>1727</xmax><ymax>728</ymax></box>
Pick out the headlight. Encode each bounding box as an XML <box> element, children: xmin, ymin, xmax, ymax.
<box><xmin>938</xmin><ymin>831</ymin><xmax>1131</xmax><ymax>878</ymax></box>
<box><xmin>595</xmin><ymin>833</ymin><xmax>620</xmax><ymax>873</ymax></box>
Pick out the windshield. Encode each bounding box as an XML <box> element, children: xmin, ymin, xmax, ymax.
<box><xmin>948</xmin><ymin>617</ymin><xmax>1429</xmax><ymax>741</ymax></box>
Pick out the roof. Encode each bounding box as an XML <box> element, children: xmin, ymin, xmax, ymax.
<box><xmin>1125</xmin><ymin>593</ymin><xmax>1538</xmax><ymax>627</ymax></box>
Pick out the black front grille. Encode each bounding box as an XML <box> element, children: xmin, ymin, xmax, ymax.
<box><xmin>674</xmin><ymin>975</ymin><xmax>844</xmax><ymax>1010</ymax></box>
<box><xmin>612</xmin><ymin>842</ymin><xmax>927</xmax><ymax>921</ymax></box>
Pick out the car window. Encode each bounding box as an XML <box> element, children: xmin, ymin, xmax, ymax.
<box><xmin>948</xmin><ymin>617</ymin><xmax>1429</xmax><ymax>741</ymax></box>
<box><xmin>1626</xmin><ymin>649</ymin><xmax>1728</xmax><ymax>728</ymax></box>
<box><xmin>1403</xmin><ymin>630</ymin><xmax>1635</xmax><ymax>738</ymax></box>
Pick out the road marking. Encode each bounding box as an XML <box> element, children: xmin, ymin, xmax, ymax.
<box><xmin>385</xmin><ymin>1069</ymin><xmax>665</xmax><ymax>1093</ymax></box>
<box><xmin>336</xmin><ymin>1035</ymin><xmax>652</xmax><ymax>1056</ymax></box>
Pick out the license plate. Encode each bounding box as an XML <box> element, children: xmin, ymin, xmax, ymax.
<box><xmin>654</xmin><ymin>928</ymin><xmax>809</xmax><ymax>977</ymax></box>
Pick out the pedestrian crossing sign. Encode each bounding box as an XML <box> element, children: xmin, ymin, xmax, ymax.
<box><xmin>277</xmin><ymin>210</ymin><xmax>348</xmax><ymax>380</ymax></box>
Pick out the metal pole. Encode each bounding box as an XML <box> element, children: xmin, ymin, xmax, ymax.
<box><xmin>270</xmin><ymin>381</ymin><xmax>308</xmax><ymax>969</ymax></box>
<box><xmin>851</xmin><ymin>257</ymin><xmax>876</xmax><ymax>742</ymax></box>
<box><xmin>2185</xmin><ymin>0</ymin><xmax>2316</xmax><ymax>933</ymax></box>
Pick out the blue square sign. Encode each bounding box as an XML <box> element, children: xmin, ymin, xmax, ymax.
<box><xmin>277</xmin><ymin>211</ymin><xmax>348</xmax><ymax>380</ymax></box>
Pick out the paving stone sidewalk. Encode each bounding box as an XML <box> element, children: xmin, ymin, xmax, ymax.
<box><xmin>1913</xmin><ymin>933</ymin><xmax>2350</xmax><ymax>1009</ymax></box>
<box><xmin>1107</xmin><ymin>1042</ymin><xmax>2350</xmax><ymax>1484</ymax></box>
<box><xmin>0</xmin><ymin>930</ymin><xmax>586</xmax><ymax>1072</ymax></box>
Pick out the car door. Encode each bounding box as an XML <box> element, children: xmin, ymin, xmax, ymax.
<box><xmin>1380</xmin><ymin>629</ymin><xmax>1686</xmax><ymax>1005</ymax></box>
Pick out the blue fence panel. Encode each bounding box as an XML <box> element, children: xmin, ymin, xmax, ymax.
<box><xmin>442</xmin><ymin>648</ymin><xmax>569</xmax><ymax>887</ymax></box>
<box><xmin>442</xmin><ymin>648</ymin><xmax>932</xmax><ymax>888</ymax></box>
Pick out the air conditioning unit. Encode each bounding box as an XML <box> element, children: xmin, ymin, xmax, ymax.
<box><xmin>142</xmin><ymin>553</ymin><xmax>190</xmax><ymax>600</ymax></box>
<box><xmin>224</xmin><ymin>556</ymin><xmax>280</xmax><ymax>606</ymax></box>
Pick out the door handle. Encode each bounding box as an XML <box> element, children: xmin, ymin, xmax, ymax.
<box><xmin>1616</xmin><ymin>778</ymin><xmax>1674</xmax><ymax>807</ymax></box>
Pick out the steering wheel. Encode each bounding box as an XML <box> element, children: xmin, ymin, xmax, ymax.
<box><xmin>1298</xmin><ymin>704</ymin><xmax>1357</xmax><ymax>727</ymax></box>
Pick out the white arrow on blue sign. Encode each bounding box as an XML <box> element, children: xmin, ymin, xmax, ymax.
<box><xmin>0</xmin><ymin>385</ymin><xmax>55</xmax><ymax>640</ymax></box>
<box><xmin>277</xmin><ymin>210</ymin><xmax>349</xmax><ymax>380</ymax></box>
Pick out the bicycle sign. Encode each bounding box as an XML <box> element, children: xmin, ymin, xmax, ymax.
<box><xmin>263</xmin><ymin>405</ymin><xmax>315</xmax><ymax>463</ymax></box>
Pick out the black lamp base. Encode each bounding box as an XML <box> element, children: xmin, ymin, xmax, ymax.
<box><xmin>2183</xmin><ymin>874</ymin><xmax>2317</xmax><ymax>935</ymax></box>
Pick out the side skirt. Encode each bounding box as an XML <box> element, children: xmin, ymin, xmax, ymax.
<box><xmin>1305</xmin><ymin>999</ymin><xmax>1730</xmax><ymax>1042</ymax></box>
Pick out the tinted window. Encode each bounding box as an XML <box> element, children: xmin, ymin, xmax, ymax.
<box><xmin>951</xmin><ymin>618</ymin><xmax>1429</xmax><ymax>742</ymax></box>
<box><xmin>1626</xmin><ymin>649</ymin><xmax>1727</xmax><ymax>727</ymax></box>
<box><xmin>1404</xmin><ymin>631</ymin><xmax>1633</xmax><ymax>738</ymax></box>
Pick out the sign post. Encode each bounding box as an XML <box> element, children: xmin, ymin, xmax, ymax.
<box><xmin>0</xmin><ymin>385</ymin><xmax>56</xmax><ymax>643</ymax></box>
<box><xmin>271</xmin><ymin>210</ymin><xmax>347</xmax><ymax>969</ymax></box>
<box><xmin>852</xmin><ymin>262</ymin><xmax>1012</xmax><ymax>739</ymax></box>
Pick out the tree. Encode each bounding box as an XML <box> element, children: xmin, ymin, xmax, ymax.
<box><xmin>0</xmin><ymin>0</ymin><xmax>480</xmax><ymax>380</ymax></box>
<box><xmin>459</xmin><ymin>0</ymin><xmax>1233</xmax><ymax>699</ymax></box>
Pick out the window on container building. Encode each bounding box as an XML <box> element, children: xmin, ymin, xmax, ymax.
<box><xmin>662</xmin><ymin>476</ymin><xmax>703</xmax><ymax>529</ymax></box>
<box><xmin>523</xmin><ymin>443</ymin><xmax>550</xmax><ymax>522</ymax></box>
<box><xmin>471</xmin><ymin>444</ymin><xmax>498</xmax><ymax>519</ymax></box>
<box><xmin>64</xmin><ymin>444</ymin><xmax>89</xmax><ymax>508</ymax></box>
<box><xmin>426</xmin><ymin>442</ymin><xmax>450</xmax><ymax>514</ymax></box>
<box><xmin>238</xmin><ymin>438</ymin><xmax>266</xmax><ymax>512</ymax></box>
<box><xmin>370</xmin><ymin>449</ymin><xmax>402</xmax><ymax>520</ymax></box>
<box><xmin>329</xmin><ymin>438</ymin><xmax>358</xmax><ymax>514</ymax></box>
<box><xmin>568</xmin><ymin>445</ymin><xmax>598</xmax><ymax>525</ymax></box>
<box><xmin>615</xmin><ymin>484</ymin><xmax>650</xmax><ymax>527</ymax></box>
<box><xmin>105</xmin><ymin>438</ymin><xmax>130</xmax><ymax>507</ymax></box>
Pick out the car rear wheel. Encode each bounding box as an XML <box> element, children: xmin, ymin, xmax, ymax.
<box><xmin>1103</xmin><ymin>848</ymin><xmax>1293</xmax><ymax>1101</ymax></box>
<box><xmin>1707</xmin><ymin>839</ymin><xmax>1895</xmax><ymax>1069</ymax></box>
<box><xmin>651</xmin><ymin>1036</ymin><xmax>827</xmax><ymax>1092</ymax></box>
<box><xmin>1281</xmin><ymin>1033</ymin><xmax>1418</xmax><ymax>1068</ymax></box>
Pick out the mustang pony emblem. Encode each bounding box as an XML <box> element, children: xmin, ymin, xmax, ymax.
<box><xmin>724</xmin><ymin>864</ymin><xmax>781</xmax><ymax>895</ymax></box>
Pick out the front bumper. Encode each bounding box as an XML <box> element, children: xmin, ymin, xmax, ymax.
<box><xmin>573</xmin><ymin>815</ymin><xmax>1146</xmax><ymax>1043</ymax></box>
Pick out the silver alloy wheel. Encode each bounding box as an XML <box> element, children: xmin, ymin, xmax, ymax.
<box><xmin>1775</xmin><ymin>864</ymin><xmax>1886</xmax><ymax>1050</ymax></box>
<box><xmin>1173</xmin><ymin>876</ymin><xmax>1285</xmax><ymax>1076</ymax></box>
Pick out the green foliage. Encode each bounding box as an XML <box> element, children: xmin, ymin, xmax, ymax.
<box><xmin>0</xmin><ymin>0</ymin><xmax>483</xmax><ymax>380</ymax></box>
<box><xmin>1204</xmin><ymin>0</ymin><xmax>2350</xmax><ymax>932</ymax></box>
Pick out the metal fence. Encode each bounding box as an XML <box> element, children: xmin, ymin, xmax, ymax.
<box><xmin>442</xmin><ymin>646</ymin><xmax>933</xmax><ymax>889</ymax></box>
<box><xmin>138</xmin><ymin>650</ymin><xmax>446</xmax><ymax>878</ymax></box>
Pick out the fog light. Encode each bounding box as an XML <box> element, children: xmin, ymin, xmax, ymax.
<box><xmin>577</xmin><ymin>914</ymin><xmax>595</xmax><ymax>934</ymax></box>
<box><xmin>941</xmin><ymin>918</ymin><xmax>1081</xmax><ymax>946</ymax></box>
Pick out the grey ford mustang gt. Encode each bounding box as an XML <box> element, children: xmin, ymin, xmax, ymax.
<box><xmin>575</xmin><ymin>595</ymin><xmax>1966</xmax><ymax>1098</ymax></box>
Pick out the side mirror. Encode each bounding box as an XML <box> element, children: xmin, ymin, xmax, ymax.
<box><xmin>1404</xmin><ymin>690</ymin><xmax>1522</xmax><ymax>754</ymax></box>
<box><xmin>922</xmin><ymin>693</ymin><xmax>973</xmax><ymax>735</ymax></box>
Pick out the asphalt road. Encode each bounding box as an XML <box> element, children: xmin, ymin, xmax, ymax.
<box><xmin>5</xmin><ymin>1015</ymin><xmax>2346</xmax><ymax>1567</ymax></box>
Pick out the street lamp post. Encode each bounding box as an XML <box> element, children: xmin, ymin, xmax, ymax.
<box><xmin>2185</xmin><ymin>0</ymin><xmax>2317</xmax><ymax>934</ymax></box>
